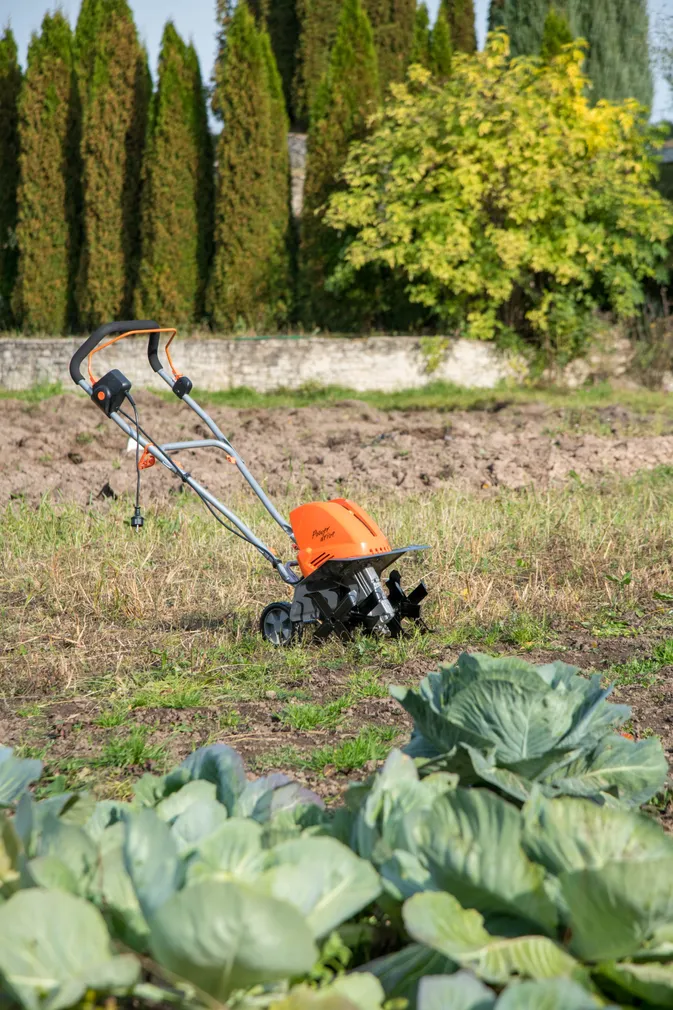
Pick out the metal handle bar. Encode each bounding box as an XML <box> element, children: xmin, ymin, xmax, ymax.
<box><xmin>69</xmin><ymin>320</ymin><xmax>161</xmax><ymax>388</ymax></box>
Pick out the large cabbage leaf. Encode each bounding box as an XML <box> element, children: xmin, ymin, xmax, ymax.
<box><xmin>259</xmin><ymin>836</ymin><xmax>381</xmax><ymax>939</ymax></box>
<box><xmin>148</xmin><ymin>880</ymin><xmax>317</xmax><ymax>1001</ymax></box>
<box><xmin>522</xmin><ymin>792</ymin><xmax>673</xmax><ymax>876</ymax></box>
<box><xmin>402</xmin><ymin>788</ymin><xmax>558</xmax><ymax>935</ymax></box>
<box><xmin>0</xmin><ymin>889</ymin><xmax>139</xmax><ymax>1010</ymax></box>
<box><xmin>560</xmin><ymin>859</ymin><xmax>673</xmax><ymax>961</ymax></box>
<box><xmin>403</xmin><ymin>892</ymin><xmax>579</xmax><ymax>985</ymax></box>
<box><xmin>0</xmin><ymin>747</ymin><xmax>42</xmax><ymax>808</ymax></box>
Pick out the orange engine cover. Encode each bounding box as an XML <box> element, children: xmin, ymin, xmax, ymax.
<box><xmin>290</xmin><ymin>498</ymin><xmax>391</xmax><ymax>577</ymax></box>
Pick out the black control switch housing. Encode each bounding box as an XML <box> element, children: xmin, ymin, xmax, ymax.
<box><xmin>91</xmin><ymin>369</ymin><xmax>132</xmax><ymax>416</ymax></box>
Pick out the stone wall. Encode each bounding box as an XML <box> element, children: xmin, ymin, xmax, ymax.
<box><xmin>0</xmin><ymin>334</ymin><xmax>525</xmax><ymax>393</ymax></box>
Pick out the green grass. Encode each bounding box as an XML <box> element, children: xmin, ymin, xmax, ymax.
<box><xmin>255</xmin><ymin>726</ymin><xmax>400</xmax><ymax>775</ymax></box>
<box><xmin>607</xmin><ymin>637</ymin><xmax>673</xmax><ymax>689</ymax></box>
<box><xmin>0</xmin><ymin>381</ymin><xmax>63</xmax><ymax>402</ymax></box>
<box><xmin>96</xmin><ymin>727</ymin><xmax>167</xmax><ymax>769</ymax></box>
<box><xmin>303</xmin><ymin>727</ymin><xmax>400</xmax><ymax>773</ymax></box>
<box><xmin>5</xmin><ymin>377</ymin><xmax>673</xmax><ymax>417</ymax></box>
<box><xmin>279</xmin><ymin>697</ymin><xmax>351</xmax><ymax>732</ymax></box>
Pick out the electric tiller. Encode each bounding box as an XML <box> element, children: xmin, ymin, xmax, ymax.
<box><xmin>69</xmin><ymin>321</ymin><xmax>430</xmax><ymax>645</ymax></box>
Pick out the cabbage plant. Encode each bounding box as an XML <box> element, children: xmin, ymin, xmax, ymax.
<box><xmin>391</xmin><ymin>652</ymin><xmax>669</xmax><ymax>806</ymax></box>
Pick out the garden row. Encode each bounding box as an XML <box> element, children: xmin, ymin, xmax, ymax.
<box><xmin>0</xmin><ymin>652</ymin><xmax>671</xmax><ymax>1009</ymax></box>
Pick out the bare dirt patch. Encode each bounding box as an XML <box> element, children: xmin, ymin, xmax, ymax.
<box><xmin>4</xmin><ymin>392</ymin><xmax>673</xmax><ymax>506</ymax></box>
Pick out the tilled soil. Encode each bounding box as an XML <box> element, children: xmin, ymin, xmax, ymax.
<box><xmin>3</xmin><ymin>392</ymin><xmax>673</xmax><ymax>506</ymax></box>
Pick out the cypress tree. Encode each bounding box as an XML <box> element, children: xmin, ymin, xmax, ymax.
<box><xmin>410</xmin><ymin>3</ymin><xmax>432</xmax><ymax>68</ymax></box>
<box><xmin>249</xmin><ymin>0</ymin><xmax>300</xmax><ymax>121</ymax></box>
<box><xmin>584</xmin><ymin>0</ymin><xmax>653</xmax><ymax>106</ymax></box>
<box><xmin>207</xmin><ymin>3</ymin><xmax>292</xmax><ymax>330</ymax></box>
<box><xmin>487</xmin><ymin>0</ymin><xmax>506</xmax><ymax>33</ymax></box>
<box><xmin>0</xmin><ymin>30</ymin><xmax>21</xmax><ymax>328</ymax></box>
<box><xmin>13</xmin><ymin>13</ymin><xmax>81</xmax><ymax>333</ymax></box>
<box><xmin>439</xmin><ymin>0</ymin><xmax>476</xmax><ymax>54</ymax></box>
<box><xmin>431</xmin><ymin>12</ymin><xmax>453</xmax><ymax>79</ymax></box>
<box><xmin>75</xmin><ymin>0</ymin><xmax>150</xmax><ymax>329</ymax></box>
<box><xmin>362</xmin><ymin>0</ymin><xmax>416</xmax><ymax>95</ymax></box>
<box><xmin>300</xmin><ymin>0</ymin><xmax>379</xmax><ymax>327</ymax></box>
<box><xmin>494</xmin><ymin>0</ymin><xmax>549</xmax><ymax>57</ymax></box>
<box><xmin>260</xmin><ymin>29</ymin><xmax>293</xmax><ymax>315</ymax></box>
<box><xmin>540</xmin><ymin>7</ymin><xmax>573</xmax><ymax>60</ymax></box>
<box><xmin>135</xmin><ymin>24</ymin><xmax>213</xmax><ymax>324</ymax></box>
<box><xmin>293</xmin><ymin>0</ymin><xmax>342</xmax><ymax>123</ymax></box>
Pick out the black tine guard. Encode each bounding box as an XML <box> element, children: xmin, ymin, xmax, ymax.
<box><xmin>69</xmin><ymin>320</ymin><xmax>160</xmax><ymax>386</ymax></box>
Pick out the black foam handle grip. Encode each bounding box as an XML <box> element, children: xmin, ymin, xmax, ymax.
<box><xmin>69</xmin><ymin>320</ymin><xmax>160</xmax><ymax>385</ymax></box>
<box><xmin>147</xmin><ymin>328</ymin><xmax>163</xmax><ymax>373</ymax></box>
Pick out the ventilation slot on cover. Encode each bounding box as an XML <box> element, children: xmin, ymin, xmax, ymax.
<box><xmin>312</xmin><ymin>552</ymin><xmax>333</xmax><ymax>567</ymax></box>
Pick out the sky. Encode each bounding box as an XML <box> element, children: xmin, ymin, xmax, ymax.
<box><xmin>3</xmin><ymin>0</ymin><xmax>672</xmax><ymax>122</ymax></box>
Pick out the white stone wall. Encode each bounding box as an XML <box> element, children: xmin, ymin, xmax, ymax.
<box><xmin>0</xmin><ymin>335</ymin><xmax>525</xmax><ymax>393</ymax></box>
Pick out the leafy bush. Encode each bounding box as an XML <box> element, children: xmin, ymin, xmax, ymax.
<box><xmin>325</xmin><ymin>33</ymin><xmax>673</xmax><ymax>358</ymax></box>
<box><xmin>0</xmin><ymin>653</ymin><xmax>670</xmax><ymax>1010</ymax></box>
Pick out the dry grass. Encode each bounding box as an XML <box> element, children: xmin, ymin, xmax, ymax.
<box><xmin>2</xmin><ymin>469</ymin><xmax>673</xmax><ymax>796</ymax></box>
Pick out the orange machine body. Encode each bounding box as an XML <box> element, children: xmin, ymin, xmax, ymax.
<box><xmin>290</xmin><ymin>498</ymin><xmax>391</xmax><ymax>578</ymax></box>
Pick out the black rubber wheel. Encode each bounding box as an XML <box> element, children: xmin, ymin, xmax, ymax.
<box><xmin>260</xmin><ymin>601</ymin><xmax>294</xmax><ymax>646</ymax></box>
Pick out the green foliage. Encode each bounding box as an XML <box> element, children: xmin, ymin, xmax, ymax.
<box><xmin>294</xmin><ymin>0</ymin><xmax>411</xmax><ymax>125</ymax></box>
<box><xmin>430</xmin><ymin>12</ymin><xmax>452</xmax><ymax>80</ymax></box>
<box><xmin>293</xmin><ymin>0</ymin><xmax>342</xmax><ymax>124</ymax></box>
<box><xmin>12</xmin><ymin>12</ymin><xmax>81</xmax><ymax>333</ymax></box>
<box><xmin>488</xmin><ymin>0</ymin><xmax>506</xmax><ymax>32</ymax></box>
<box><xmin>363</xmin><ymin>0</ymin><xmax>416</xmax><ymax>96</ymax></box>
<box><xmin>582</xmin><ymin>0</ymin><xmax>653</xmax><ymax>108</ymax></box>
<box><xmin>74</xmin><ymin>0</ymin><xmax>150</xmax><ymax>329</ymax></box>
<box><xmin>300</xmin><ymin>0</ymin><xmax>379</xmax><ymax>328</ymax></box>
<box><xmin>207</xmin><ymin>2</ymin><xmax>292</xmax><ymax>330</ymax></box>
<box><xmin>493</xmin><ymin>0</ymin><xmax>550</xmax><ymax>57</ymax></box>
<box><xmin>0</xmin><ymin>29</ymin><xmax>21</xmax><ymax>328</ymax></box>
<box><xmin>249</xmin><ymin>0</ymin><xmax>300</xmax><ymax>121</ymax></box>
<box><xmin>439</xmin><ymin>0</ymin><xmax>476</xmax><ymax>53</ymax></box>
<box><xmin>0</xmin><ymin>650</ymin><xmax>671</xmax><ymax>1009</ymax></box>
<box><xmin>135</xmin><ymin>23</ymin><xmax>213</xmax><ymax>324</ymax></box>
<box><xmin>391</xmin><ymin>652</ymin><xmax>669</xmax><ymax>805</ymax></box>
<box><xmin>409</xmin><ymin>3</ymin><xmax>432</xmax><ymax>68</ymax></box>
<box><xmin>540</xmin><ymin>7</ymin><xmax>574</xmax><ymax>60</ymax></box>
<box><xmin>325</xmin><ymin>36</ymin><xmax>673</xmax><ymax>356</ymax></box>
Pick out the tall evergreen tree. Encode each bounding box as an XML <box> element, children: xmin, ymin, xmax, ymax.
<box><xmin>363</xmin><ymin>0</ymin><xmax>416</xmax><ymax>95</ymax></box>
<box><xmin>540</xmin><ymin>7</ymin><xmax>573</xmax><ymax>60</ymax></box>
<box><xmin>487</xmin><ymin>0</ymin><xmax>506</xmax><ymax>33</ymax></box>
<box><xmin>439</xmin><ymin>0</ymin><xmax>476</xmax><ymax>53</ymax></box>
<box><xmin>293</xmin><ymin>0</ymin><xmax>342</xmax><ymax>123</ymax></box>
<box><xmin>494</xmin><ymin>0</ymin><xmax>549</xmax><ymax>57</ymax></box>
<box><xmin>300</xmin><ymin>0</ymin><xmax>379</xmax><ymax>327</ymax></box>
<box><xmin>75</xmin><ymin>0</ymin><xmax>150</xmax><ymax>328</ymax></box>
<box><xmin>135</xmin><ymin>24</ymin><xmax>213</xmax><ymax>324</ymax></box>
<box><xmin>207</xmin><ymin>2</ymin><xmax>292</xmax><ymax>329</ymax></box>
<box><xmin>248</xmin><ymin>0</ymin><xmax>299</xmax><ymax>121</ymax></box>
<box><xmin>584</xmin><ymin>0</ymin><xmax>653</xmax><ymax>107</ymax></box>
<box><xmin>0</xmin><ymin>30</ymin><xmax>21</xmax><ymax>328</ymax></box>
<box><xmin>409</xmin><ymin>3</ymin><xmax>432</xmax><ymax>68</ymax></box>
<box><xmin>260</xmin><ymin>29</ymin><xmax>293</xmax><ymax>313</ymax></box>
<box><xmin>13</xmin><ymin>13</ymin><xmax>81</xmax><ymax>332</ymax></box>
<box><xmin>431</xmin><ymin>12</ymin><xmax>453</xmax><ymax>79</ymax></box>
